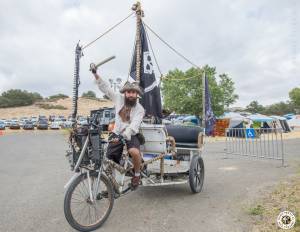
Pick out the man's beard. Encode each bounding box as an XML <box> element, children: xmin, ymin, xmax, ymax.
<box><xmin>125</xmin><ymin>97</ymin><xmax>137</xmax><ymax>107</ymax></box>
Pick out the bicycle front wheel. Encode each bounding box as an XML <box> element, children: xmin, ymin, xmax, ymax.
<box><xmin>64</xmin><ymin>172</ymin><xmax>114</xmax><ymax>231</ymax></box>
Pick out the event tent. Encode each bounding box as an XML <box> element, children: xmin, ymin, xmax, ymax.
<box><xmin>288</xmin><ymin>115</ymin><xmax>300</xmax><ymax>130</ymax></box>
<box><xmin>270</xmin><ymin>115</ymin><xmax>291</xmax><ymax>132</ymax></box>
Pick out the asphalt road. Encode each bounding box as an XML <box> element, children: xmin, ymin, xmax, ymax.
<box><xmin>0</xmin><ymin>131</ymin><xmax>299</xmax><ymax>232</ymax></box>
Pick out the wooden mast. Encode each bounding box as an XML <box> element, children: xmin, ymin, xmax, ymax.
<box><xmin>132</xmin><ymin>1</ymin><xmax>144</xmax><ymax>83</ymax></box>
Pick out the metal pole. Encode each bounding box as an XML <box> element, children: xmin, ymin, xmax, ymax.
<box><xmin>280</xmin><ymin>130</ymin><xmax>284</xmax><ymax>166</ymax></box>
<box><xmin>202</xmin><ymin>71</ymin><xmax>206</xmax><ymax>134</ymax></box>
<box><xmin>72</xmin><ymin>43</ymin><xmax>82</xmax><ymax>123</ymax></box>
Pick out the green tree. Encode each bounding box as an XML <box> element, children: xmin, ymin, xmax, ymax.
<box><xmin>262</xmin><ymin>101</ymin><xmax>295</xmax><ymax>115</ymax></box>
<box><xmin>32</xmin><ymin>92</ymin><xmax>43</xmax><ymax>101</ymax></box>
<box><xmin>49</xmin><ymin>93</ymin><xmax>69</xmax><ymax>100</ymax></box>
<box><xmin>82</xmin><ymin>90</ymin><xmax>96</xmax><ymax>99</ymax></box>
<box><xmin>246</xmin><ymin>101</ymin><xmax>265</xmax><ymax>113</ymax></box>
<box><xmin>289</xmin><ymin>87</ymin><xmax>300</xmax><ymax>109</ymax></box>
<box><xmin>161</xmin><ymin>66</ymin><xmax>238</xmax><ymax>116</ymax></box>
<box><xmin>0</xmin><ymin>89</ymin><xmax>43</xmax><ymax>108</ymax></box>
<box><xmin>219</xmin><ymin>74</ymin><xmax>239</xmax><ymax>108</ymax></box>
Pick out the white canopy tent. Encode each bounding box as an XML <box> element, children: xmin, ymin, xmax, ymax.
<box><xmin>247</xmin><ymin>114</ymin><xmax>274</xmax><ymax>122</ymax></box>
<box><xmin>288</xmin><ymin>115</ymin><xmax>300</xmax><ymax>130</ymax></box>
<box><xmin>219</xmin><ymin>112</ymin><xmax>246</xmax><ymax>128</ymax></box>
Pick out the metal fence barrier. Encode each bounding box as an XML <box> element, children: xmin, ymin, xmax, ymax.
<box><xmin>224</xmin><ymin>128</ymin><xmax>284</xmax><ymax>166</ymax></box>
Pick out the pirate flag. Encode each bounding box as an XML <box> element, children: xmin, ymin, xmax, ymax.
<box><xmin>129</xmin><ymin>23</ymin><xmax>163</xmax><ymax>122</ymax></box>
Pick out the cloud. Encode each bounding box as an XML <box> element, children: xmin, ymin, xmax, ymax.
<box><xmin>0</xmin><ymin>0</ymin><xmax>299</xmax><ymax>107</ymax></box>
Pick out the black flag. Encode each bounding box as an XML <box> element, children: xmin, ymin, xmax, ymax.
<box><xmin>130</xmin><ymin>23</ymin><xmax>163</xmax><ymax>121</ymax></box>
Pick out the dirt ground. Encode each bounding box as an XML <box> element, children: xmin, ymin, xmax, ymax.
<box><xmin>0</xmin><ymin>97</ymin><xmax>113</xmax><ymax>119</ymax></box>
<box><xmin>248</xmin><ymin>171</ymin><xmax>300</xmax><ymax>232</ymax></box>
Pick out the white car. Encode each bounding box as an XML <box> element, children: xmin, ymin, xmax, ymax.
<box><xmin>61</xmin><ymin>120</ymin><xmax>73</xmax><ymax>128</ymax></box>
<box><xmin>77</xmin><ymin>118</ymin><xmax>88</xmax><ymax>126</ymax></box>
<box><xmin>50</xmin><ymin>121</ymin><xmax>60</xmax><ymax>129</ymax></box>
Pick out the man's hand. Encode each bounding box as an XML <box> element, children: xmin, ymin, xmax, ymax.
<box><xmin>91</xmin><ymin>68</ymin><xmax>97</xmax><ymax>74</ymax></box>
<box><xmin>90</xmin><ymin>63</ymin><xmax>99</xmax><ymax>80</ymax></box>
<box><xmin>122</xmin><ymin>127</ymin><xmax>132</xmax><ymax>141</ymax></box>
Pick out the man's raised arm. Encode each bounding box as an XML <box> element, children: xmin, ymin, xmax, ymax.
<box><xmin>93</xmin><ymin>72</ymin><xmax>118</xmax><ymax>102</ymax></box>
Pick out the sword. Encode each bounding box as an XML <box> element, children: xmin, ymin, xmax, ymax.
<box><xmin>89</xmin><ymin>55</ymin><xmax>116</xmax><ymax>72</ymax></box>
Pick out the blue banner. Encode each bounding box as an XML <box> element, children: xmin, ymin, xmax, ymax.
<box><xmin>205</xmin><ymin>74</ymin><xmax>216</xmax><ymax>136</ymax></box>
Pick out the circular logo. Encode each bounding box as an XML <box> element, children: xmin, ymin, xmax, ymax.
<box><xmin>277</xmin><ymin>211</ymin><xmax>296</xmax><ymax>230</ymax></box>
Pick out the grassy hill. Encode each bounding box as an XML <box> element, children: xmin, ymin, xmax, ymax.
<box><xmin>0</xmin><ymin>97</ymin><xmax>113</xmax><ymax>119</ymax></box>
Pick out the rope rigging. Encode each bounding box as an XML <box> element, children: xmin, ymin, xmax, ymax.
<box><xmin>82</xmin><ymin>12</ymin><xmax>135</xmax><ymax>50</ymax></box>
<box><xmin>143</xmin><ymin>22</ymin><xmax>201</xmax><ymax>69</ymax></box>
<box><xmin>78</xmin><ymin>10</ymin><xmax>201</xmax><ymax>83</ymax></box>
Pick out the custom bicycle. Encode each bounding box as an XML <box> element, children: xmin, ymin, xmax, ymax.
<box><xmin>64</xmin><ymin>111</ymin><xmax>205</xmax><ymax>232</ymax></box>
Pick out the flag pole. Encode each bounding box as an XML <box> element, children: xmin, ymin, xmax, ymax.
<box><xmin>132</xmin><ymin>1</ymin><xmax>143</xmax><ymax>83</ymax></box>
<box><xmin>202</xmin><ymin>70</ymin><xmax>206</xmax><ymax>135</ymax></box>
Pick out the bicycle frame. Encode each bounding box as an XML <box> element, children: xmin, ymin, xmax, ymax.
<box><xmin>65</xmin><ymin>130</ymin><xmax>182</xmax><ymax>201</ymax></box>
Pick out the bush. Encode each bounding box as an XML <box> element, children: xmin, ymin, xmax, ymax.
<box><xmin>82</xmin><ymin>91</ymin><xmax>96</xmax><ymax>99</ymax></box>
<box><xmin>48</xmin><ymin>94</ymin><xmax>69</xmax><ymax>100</ymax></box>
<box><xmin>0</xmin><ymin>89</ymin><xmax>43</xmax><ymax>108</ymax></box>
<box><xmin>37</xmin><ymin>103</ymin><xmax>67</xmax><ymax>110</ymax></box>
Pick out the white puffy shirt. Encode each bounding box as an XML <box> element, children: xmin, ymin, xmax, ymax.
<box><xmin>95</xmin><ymin>78</ymin><xmax>145</xmax><ymax>140</ymax></box>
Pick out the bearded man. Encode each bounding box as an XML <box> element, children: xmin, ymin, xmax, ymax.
<box><xmin>92</xmin><ymin>69</ymin><xmax>145</xmax><ymax>189</ymax></box>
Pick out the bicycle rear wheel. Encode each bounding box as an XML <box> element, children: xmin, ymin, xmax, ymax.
<box><xmin>64</xmin><ymin>172</ymin><xmax>114</xmax><ymax>231</ymax></box>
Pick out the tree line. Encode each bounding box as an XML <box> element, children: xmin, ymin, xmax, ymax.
<box><xmin>0</xmin><ymin>89</ymin><xmax>99</xmax><ymax>108</ymax></box>
<box><xmin>1</xmin><ymin>70</ymin><xmax>299</xmax><ymax>116</ymax></box>
<box><xmin>245</xmin><ymin>87</ymin><xmax>300</xmax><ymax>115</ymax></box>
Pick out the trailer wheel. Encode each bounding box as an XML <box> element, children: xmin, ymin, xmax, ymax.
<box><xmin>189</xmin><ymin>155</ymin><xmax>204</xmax><ymax>193</ymax></box>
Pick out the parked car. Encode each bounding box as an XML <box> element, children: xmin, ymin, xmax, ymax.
<box><xmin>58</xmin><ymin>115</ymin><xmax>66</xmax><ymax>122</ymax></box>
<box><xmin>10</xmin><ymin>120</ymin><xmax>21</xmax><ymax>129</ymax></box>
<box><xmin>61</xmin><ymin>120</ymin><xmax>73</xmax><ymax>129</ymax></box>
<box><xmin>38</xmin><ymin>115</ymin><xmax>47</xmax><ymax>121</ymax></box>
<box><xmin>30</xmin><ymin>116</ymin><xmax>38</xmax><ymax>127</ymax></box>
<box><xmin>23</xmin><ymin>121</ymin><xmax>34</xmax><ymax>130</ymax></box>
<box><xmin>49</xmin><ymin>115</ymin><xmax>56</xmax><ymax>122</ymax></box>
<box><xmin>77</xmin><ymin>118</ymin><xmax>88</xmax><ymax>126</ymax></box>
<box><xmin>19</xmin><ymin>117</ymin><xmax>29</xmax><ymax>127</ymax></box>
<box><xmin>0</xmin><ymin>121</ymin><xmax>6</xmax><ymax>130</ymax></box>
<box><xmin>4</xmin><ymin>120</ymin><xmax>11</xmax><ymax>127</ymax></box>
<box><xmin>182</xmin><ymin>115</ymin><xmax>200</xmax><ymax>125</ymax></box>
<box><xmin>37</xmin><ymin>120</ymin><xmax>48</xmax><ymax>129</ymax></box>
<box><xmin>50</xmin><ymin>121</ymin><xmax>60</xmax><ymax>129</ymax></box>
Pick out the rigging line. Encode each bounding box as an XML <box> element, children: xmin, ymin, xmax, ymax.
<box><xmin>143</xmin><ymin>22</ymin><xmax>163</xmax><ymax>77</ymax></box>
<box><xmin>82</xmin><ymin>12</ymin><xmax>135</xmax><ymax>50</ymax></box>
<box><xmin>163</xmin><ymin>74</ymin><xmax>200</xmax><ymax>81</ymax></box>
<box><xmin>143</xmin><ymin>22</ymin><xmax>201</xmax><ymax>69</ymax></box>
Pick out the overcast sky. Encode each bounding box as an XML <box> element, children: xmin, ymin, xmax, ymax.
<box><xmin>0</xmin><ymin>0</ymin><xmax>299</xmax><ymax>107</ymax></box>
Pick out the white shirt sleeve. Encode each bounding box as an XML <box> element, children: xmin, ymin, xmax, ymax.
<box><xmin>95</xmin><ymin>78</ymin><xmax>118</xmax><ymax>102</ymax></box>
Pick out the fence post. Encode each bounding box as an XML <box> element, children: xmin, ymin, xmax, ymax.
<box><xmin>280</xmin><ymin>131</ymin><xmax>285</xmax><ymax>167</ymax></box>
